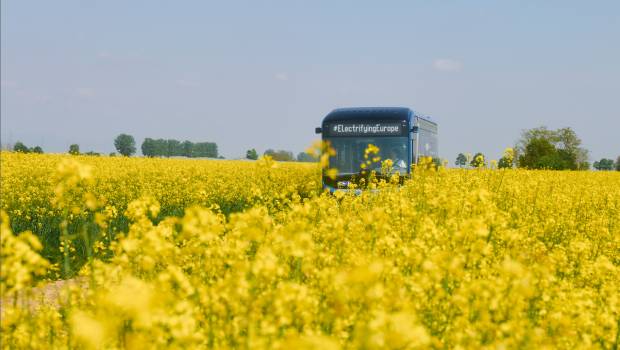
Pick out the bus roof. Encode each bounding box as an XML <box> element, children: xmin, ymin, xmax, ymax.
<box><xmin>416</xmin><ymin>114</ymin><xmax>436</xmax><ymax>125</ymax></box>
<box><xmin>323</xmin><ymin>107</ymin><xmax>436</xmax><ymax>125</ymax></box>
<box><xmin>323</xmin><ymin>107</ymin><xmax>411</xmax><ymax>123</ymax></box>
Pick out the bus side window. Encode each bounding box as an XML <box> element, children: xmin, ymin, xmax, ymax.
<box><xmin>412</xmin><ymin>133</ymin><xmax>417</xmax><ymax>163</ymax></box>
<box><xmin>418</xmin><ymin>129</ymin><xmax>427</xmax><ymax>158</ymax></box>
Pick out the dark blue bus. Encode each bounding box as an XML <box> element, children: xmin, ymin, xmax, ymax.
<box><xmin>315</xmin><ymin>107</ymin><xmax>438</xmax><ymax>192</ymax></box>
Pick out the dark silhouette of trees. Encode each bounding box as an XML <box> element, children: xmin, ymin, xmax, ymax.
<box><xmin>141</xmin><ymin>138</ymin><xmax>156</xmax><ymax>157</ymax></box>
<box><xmin>519</xmin><ymin>138</ymin><xmax>557</xmax><ymax>169</ymax></box>
<box><xmin>455</xmin><ymin>153</ymin><xmax>467</xmax><ymax>167</ymax></box>
<box><xmin>264</xmin><ymin>149</ymin><xmax>294</xmax><ymax>161</ymax></box>
<box><xmin>470</xmin><ymin>152</ymin><xmax>486</xmax><ymax>168</ymax></box>
<box><xmin>296</xmin><ymin>152</ymin><xmax>317</xmax><ymax>162</ymax></box>
<box><xmin>69</xmin><ymin>144</ymin><xmax>80</xmax><ymax>155</ymax></box>
<box><xmin>593</xmin><ymin>158</ymin><xmax>614</xmax><ymax>171</ymax></box>
<box><xmin>181</xmin><ymin>140</ymin><xmax>193</xmax><ymax>157</ymax></box>
<box><xmin>13</xmin><ymin>141</ymin><xmax>30</xmax><ymax>153</ymax></box>
<box><xmin>498</xmin><ymin>158</ymin><xmax>511</xmax><ymax>169</ymax></box>
<box><xmin>11</xmin><ymin>141</ymin><xmax>43</xmax><ymax>153</ymax></box>
<box><xmin>497</xmin><ymin>148</ymin><xmax>514</xmax><ymax>169</ymax></box>
<box><xmin>141</xmin><ymin>138</ymin><xmax>218</xmax><ymax>158</ymax></box>
<box><xmin>114</xmin><ymin>134</ymin><xmax>137</xmax><ymax>156</ymax></box>
<box><xmin>192</xmin><ymin>142</ymin><xmax>218</xmax><ymax>158</ymax></box>
<box><xmin>246</xmin><ymin>149</ymin><xmax>259</xmax><ymax>160</ymax></box>
<box><xmin>166</xmin><ymin>139</ymin><xmax>181</xmax><ymax>157</ymax></box>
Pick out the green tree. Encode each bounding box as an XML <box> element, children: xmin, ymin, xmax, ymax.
<box><xmin>153</xmin><ymin>139</ymin><xmax>167</xmax><ymax>157</ymax></box>
<box><xmin>556</xmin><ymin>148</ymin><xmax>578</xmax><ymax>170</ymax></box>
<box><xmin>264</xmin><ymin>149</ymin><xmax>294</xmax><ymax>161</ymax></box>
<box><xmin>278</xmin><ymin>150</ymin><xmax>293</xmax><ymax>161</ymax></box>
<box><xmin>296</xmin><ymin>151</ymin><xmax>317</xmax><ymax>162</ymax></box>
<box><xmin>455</xmin><ymin>153</ymin><xmax>467</xmax><ymax>167</ymax></box>
<box><xmin>498</xmin><ymin>148</ymin><xmax>514</xmax><ymax>169</ymax></box>
<box><xmin>556</xmin><ymin>127</ymin><xmax>589</xmax><ymax>169</ymax></box>
<box><xmin>519</xmin><ymin>138</ymin><xmax>556</xmax><ymax>169</ymax></box>
<box><xmin>69</xmin><ymin>144</ymin><xmax>80</xmax><ymax>155</ymax></box>
<box><xmin>165</xmin><ymin>139</ymin><xmax>181</xmax><ymax>157</ymax></box>
<box><xmin>264</xmin><ymin>149</ymin><xmax>276</xmax><ymax>159</ymax></box>
<box><xmin>193</xmin><ymin>142</ymin><xmax>218</xmax><ymax>158</ymax></box>
<box><xmin>515</xmin><ymin>126</ymin><xmax>557</xmax><ymax>155</ymax></box>
<box><xmin>498</xmin><ymin>158</ymin><xmax>511</xmax><ymax>169</ymax></box>
<box><xmin>114</xmin><ymin>134</ymin><xmax>136</xmax><ymax>156</ymax></box>
<box><xmin>141</xmin><ymin>138</ymin><xmax>156</xmax><ymax>157</ymax></box>
<box><xmin>578</xmin><ymin>161</ymin><xmax>590</xmax><ymax>170</ymax></box>
<box><xmin>32</xmin><ymin>146</ymin><xmax>44</xmax><ymax>154</ymax></box>
<box><xmin>516</xmin><ymin>126</ymin><xmax>589</xmax><ymax>170</ymax></box>
<box><xmin>246</xmin><ymin>149</ymin><xmax>259</xmax><ymax>160</ymax></box>
<box><xmin>109</xmin><ymin>152</ymin><xmax>116</xmax><ymax>157</ymax></box>
<box><xmin>470</xmin><ymin>152</ymin><xmax>486</xmax><ymax>168</ymax></box>
<box><xmin>616</xmin><ymin>156</ymin><xmax>620</xmax><ymax>171</ymax></box>
<box><xmin>13</xmin><ymin>141</ymin><xmax>30</xmax><ymax>153</ymax></box>
<box><xmin>181</xmin><ymin>140</ymin><xmax>194</xmax><ymax>157</ymax></box>
<box><xmin>593</xmin><ymin>158</ymin><xmax>614</xmax><ymax>171</ymax></box>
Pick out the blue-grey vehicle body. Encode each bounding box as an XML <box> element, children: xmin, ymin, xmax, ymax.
<box><xmin>316</xmin><ymin>107</ymin><xmax>438</xmax><ymax>192</ymax></box>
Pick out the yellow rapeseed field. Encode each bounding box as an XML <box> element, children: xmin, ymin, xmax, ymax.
<box><xmin>1</xmin><ymin>152</ymin><xmax>319</xmax><ymax>276</ymax></box>
<box><xmin>1</xmin><ymin>152</ymin><xmax>619</xmax><ymax>349</ymax></box>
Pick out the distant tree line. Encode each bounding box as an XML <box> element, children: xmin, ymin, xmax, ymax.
<box><xmin>141</xmin><ymin>138</ymin><xmax>218</xmax><ymax>158</ymax></box>
<box><xmin>12</xmin><ymin>141</ymin><xmax>43</xmax><ymax>154</ymax></box>
<box><xmin>13</xmin><ymin>128</ymin><xmax>617</xmax><ymax>170</ymax></box>
<box><xmin>593</xmin><ymin>158</ymin><xmax>617</xmax><ymax>171</ymax></box>
<box><xmin>68</xmin><ymin>144</ymin><xmax>103</xmax><ymax>156</ymax></box>
<box><xmin>296</xmin><ymin>151</ymin><xmax>318</xmax><ymax>162</ymax></box>
<box><xmin>263</xmin><ymin>149</ymin><xmax>294</xmax><ymax>161</ymax></box>
<box><xmin>254</xmin><ymin>149</ymin><xmax>317</xmax><ymax>162</ymax></box>
<box><xmin>455</xmin><ymin>126</ymin><xmax>619</xmax><ymax>171</ymax></box>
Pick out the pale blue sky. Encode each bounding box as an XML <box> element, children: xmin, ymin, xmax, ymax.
<box><xmin>2</xmin><ymin>1</ymin><xmax>619</xmax><ymax>162</ymax></box>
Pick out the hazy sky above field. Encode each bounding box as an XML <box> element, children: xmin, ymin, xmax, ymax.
<box><xmin>2</xmin><ymin>1</ymin><xmax>619</xmax><ymax>162</ymax></box>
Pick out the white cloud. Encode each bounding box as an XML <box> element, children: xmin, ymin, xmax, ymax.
<box><xmin>433</xmin><ymin>59</ymin><xmax>463</xmax><ymax>72</ymax></box>
<box><xmin>76</xmin><ymin>87</ymin><xmax>95</xmax><ymax>98</ymax></box>
<box><xmin>275</xmin><ymin>73</ymin><xmax>288</xmax><ymax>81</ymax></box>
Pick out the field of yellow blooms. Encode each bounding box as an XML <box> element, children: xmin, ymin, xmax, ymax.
<box><xmin>1</xmin><ymin>151</ymin><xmax>619</xmax><ymax>349</ymax></box>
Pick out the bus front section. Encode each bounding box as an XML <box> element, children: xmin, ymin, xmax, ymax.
<box><xmin>316</xmin><ymin>108</ymin><xmax>413</xmax><ymax>192</ymax></box>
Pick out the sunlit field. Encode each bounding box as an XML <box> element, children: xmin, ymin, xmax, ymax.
<box><xmin>1</xmin><ymin>152</ymin><xmax>619</xmax><ymax>349</ymax></box>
